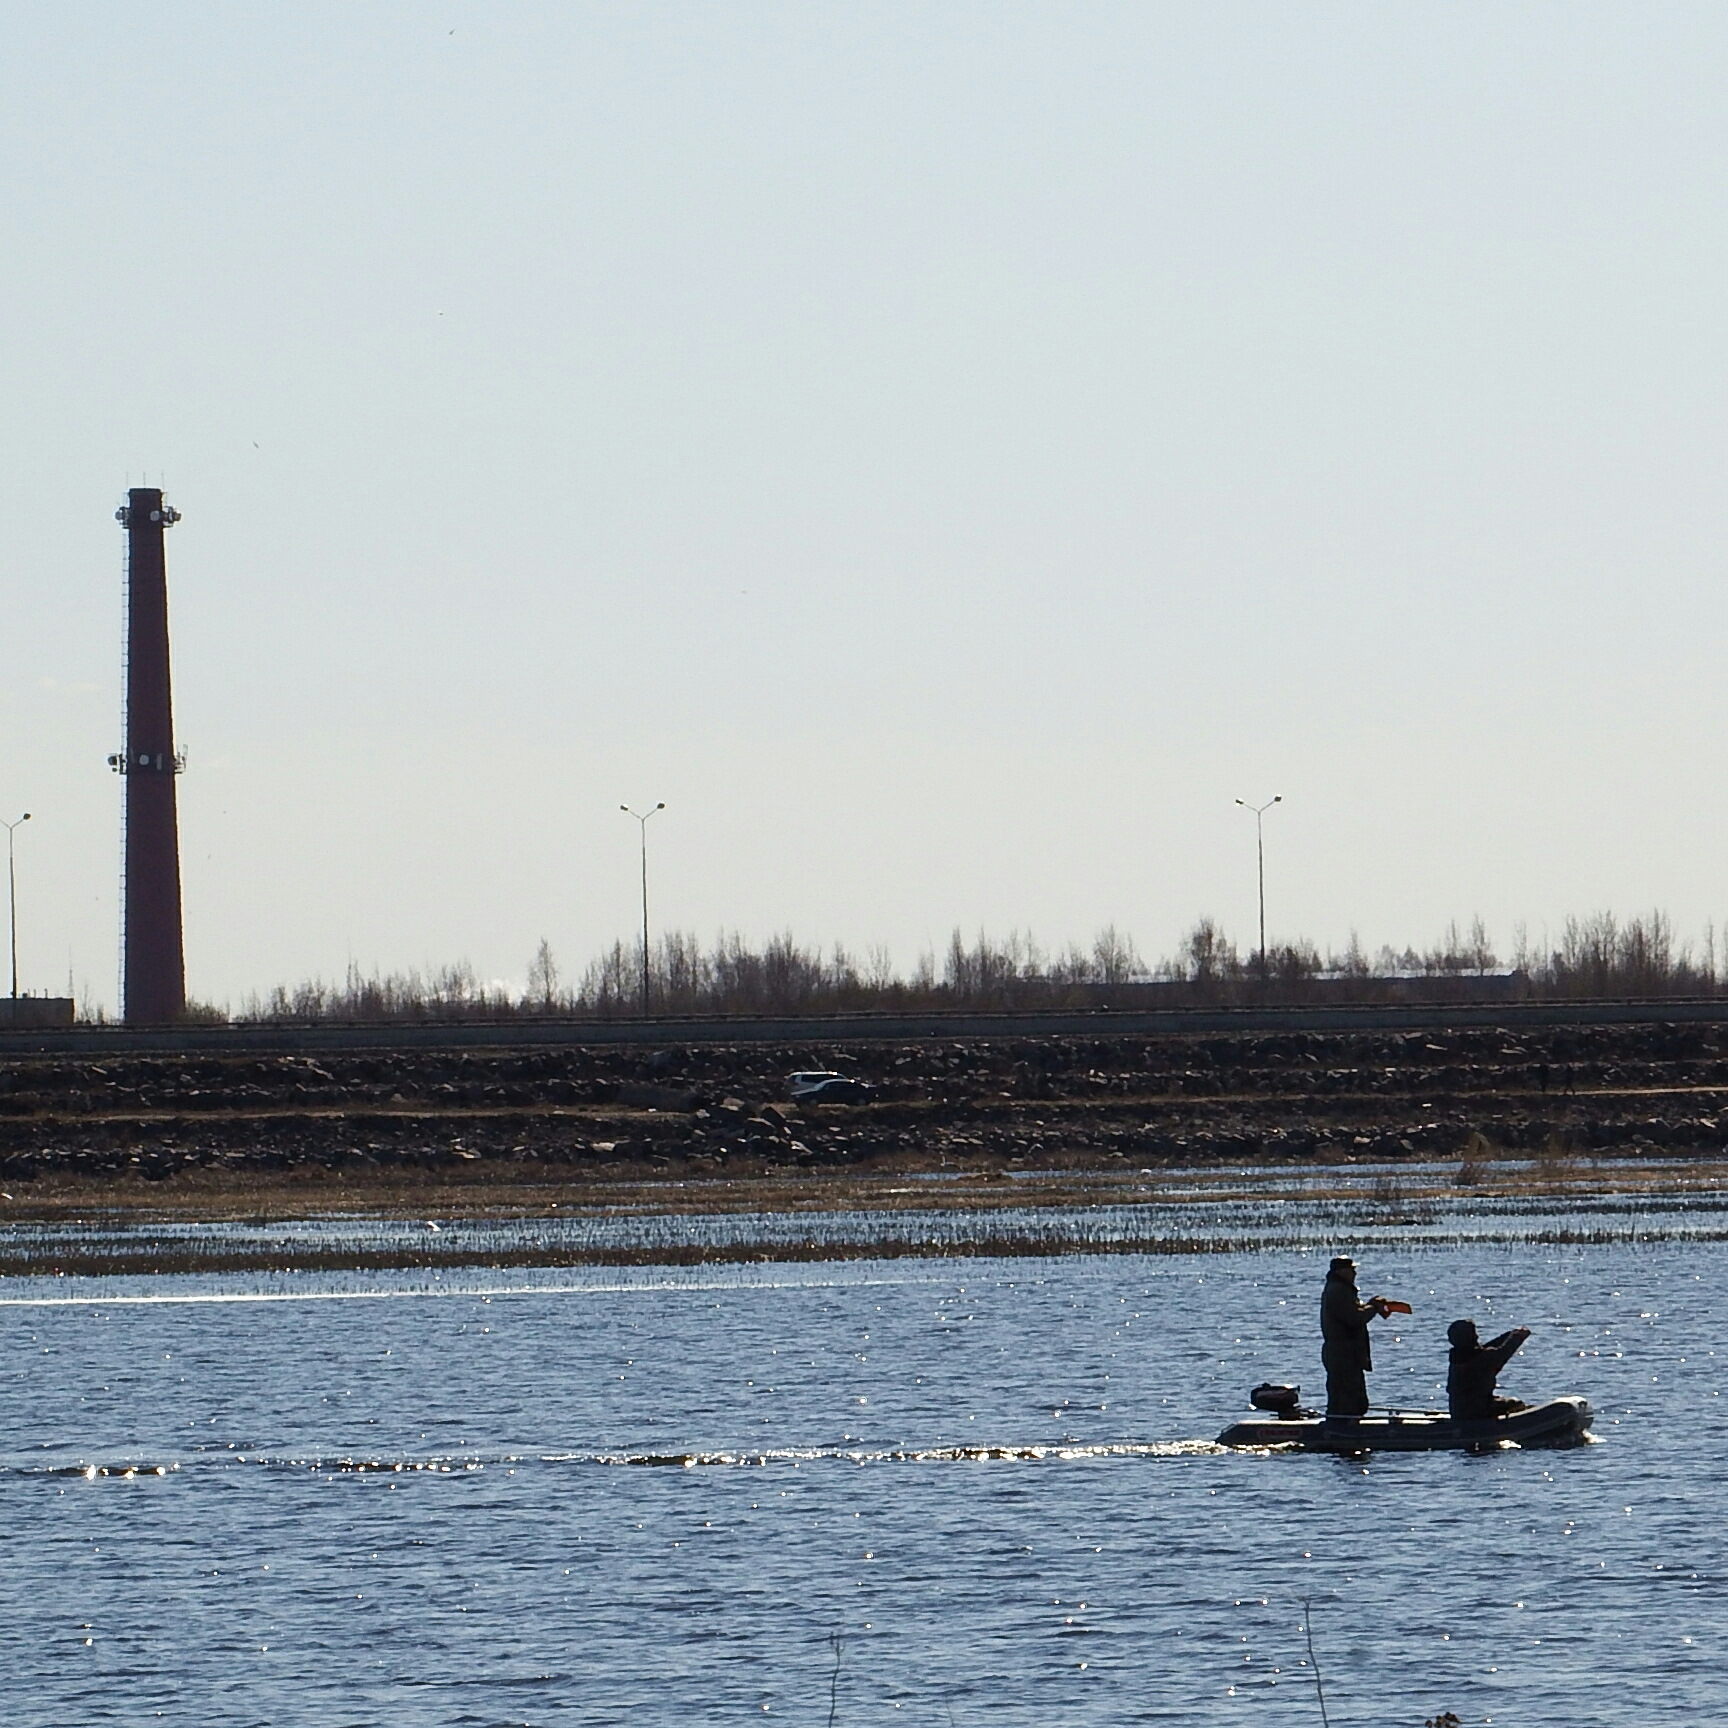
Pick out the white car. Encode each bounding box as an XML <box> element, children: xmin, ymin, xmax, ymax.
<box><xmin>785</xmin><ymin>1069</ymin><xmax>871</xmax><ymax>1104</ymax></box>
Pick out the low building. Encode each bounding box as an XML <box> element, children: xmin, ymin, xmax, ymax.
<box><xmin>0</xmin><ymin>997</ymin><xmax>76</xmax><ymax>1030</ymax></box>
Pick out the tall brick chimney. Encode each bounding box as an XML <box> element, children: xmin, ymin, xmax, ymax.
<box><xmin>110</xmin><ymin>488</ymin><xmax>186</xmax><ymax>1024</ymax></box>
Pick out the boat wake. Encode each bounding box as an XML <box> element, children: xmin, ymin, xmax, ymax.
<box><xmin>9</xmin><ymin>1439</ymin><xmax>1233</xmax><ymax>1478</ymax></box>
<box><xmin>4</xmin><ymin>1462</ymin><xmax>183</xmax><ymax>1479</ymax></box>
<box><xmin>557</xmin><ymin>1439</ymin><xmax>1232</xmax><ymax>1467</ymax></box>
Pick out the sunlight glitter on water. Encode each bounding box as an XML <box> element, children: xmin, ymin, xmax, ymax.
<box><xmin>3</xmin><ymin>1232</ymin><xmax>1721</xmax><ymax>1725</ymax></box>
<box><xmin>2</xmin><ymin>1158</ymin><xmax>1727</xmax><ymax>1279</ymax></box>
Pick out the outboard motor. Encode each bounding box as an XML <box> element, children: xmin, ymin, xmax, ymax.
<box><xmin>1250</xmin><ymin>1382</ymin><xmax>1302</xmax><ymax>1415</ymax></box>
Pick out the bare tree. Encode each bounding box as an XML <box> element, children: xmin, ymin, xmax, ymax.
<box><xmin>1466</xmin><ymin>915</ymin><xmax>1496</xmax><ymax>974</ymax></box>
<box><xmin>1092</xmin><ymin>923</ymin><xmax>1141</xmax><ymax>985</ymax></box>
<box><xmin>526</xmin><ymin>937</ymin><xmax>560</xmax><ymax>1011</ymax></box>
<box><xmin>1183</xmin><ymin>918</ymin><xmax>1239</xmax><ymax>983</ymax></box>
<box><xmin>1332</xmin><ymin>930</ymin><xmax>1370</xmax><ymax>978</ymax></box>
<box><xmin>865</xmin><ymin>942</ymin><xmax>896</xmax><ymax>992</ymax></box>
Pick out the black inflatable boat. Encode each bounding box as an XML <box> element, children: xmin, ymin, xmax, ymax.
<box><xmin>1217</xmin><ymin>1392</ymin><xmax>1593</xmax><ymax>1451</ymax></box>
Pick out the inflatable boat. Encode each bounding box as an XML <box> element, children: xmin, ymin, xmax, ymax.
<box><xmin>1217</xmin><ymin>1386</ymin><xmax>1593</xmax><ymax>1452</ymax></box>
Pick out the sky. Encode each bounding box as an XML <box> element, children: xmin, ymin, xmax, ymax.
<box><xmin>4</xmin><ymin>3</ymin><xmax>1728</xmax><ymax>1010</ymax></box>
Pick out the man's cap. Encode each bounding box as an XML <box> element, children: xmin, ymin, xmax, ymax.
<box><xmin>1328</xmin><ymin>1256</ymin><xmax>1356</xmax><ymax>1273</ymax></box>
<box><xmin>1447</xmin><ymin>1319</ymin><xmax>1478</xmax><ymax>1347</ymax></box>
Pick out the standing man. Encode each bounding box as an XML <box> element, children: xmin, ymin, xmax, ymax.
<box><xmin>1321</xmin><ymin>1256</ymin><xmax>1392</xmax><ymax>1418</ymax></box>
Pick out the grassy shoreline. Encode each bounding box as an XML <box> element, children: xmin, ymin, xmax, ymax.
<box><xmin>2</xmin><ymin>1154</ymin><xmax>1724</xmax><ymax>1279</ymax></box>
<box><xmin>7</xmin><ymin>1020</ymin><xmax>1728</xmax><ymax>1276</ymax></box>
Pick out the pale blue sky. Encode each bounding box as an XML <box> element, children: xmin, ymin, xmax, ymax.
<box><xmin>3</xmin><ymin>3</ymin><xmax>1727</xmax><ymax>1007</ymax></box>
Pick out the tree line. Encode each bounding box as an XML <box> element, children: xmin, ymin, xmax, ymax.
<box><xmin>225</xmin><ymin>909</ymin><xmax>1723</xmax><ymax>1022</ymax></box>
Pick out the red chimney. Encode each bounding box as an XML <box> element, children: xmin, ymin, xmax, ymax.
<box><xmin>110</xmin><ymin>488</ymin><xmax>186</xmax><ymax>1024</ymax></box>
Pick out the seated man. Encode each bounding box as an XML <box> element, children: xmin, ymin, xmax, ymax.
<box><xmin>1446</xmin><ymin>1318</ymin><xmax>1531</xmax><ymax>1420</ymax></box>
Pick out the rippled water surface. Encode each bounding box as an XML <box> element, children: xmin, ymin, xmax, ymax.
<box><xmin>3</xmin><ymin>1236</ymin><xmax>1722</xmax><ymax>1725</ymax></box>
<box><xmin>7</xmin><ymin>1165</ymin><xmax>1728</xmax><ymax>1275</ymax></box>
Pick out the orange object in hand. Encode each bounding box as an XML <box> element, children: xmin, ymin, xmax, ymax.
<box><xmin>1380</xmin><ymin>1299</ymin><xmax>1413</xmax><ymax>1315</ymax></box>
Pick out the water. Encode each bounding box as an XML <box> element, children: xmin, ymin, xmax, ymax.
<box><xmin>8</xmin><ymin>1162</ymin><xmax>1728</xmax><ymax>1276</ymax></box>
<box><xmin>2</xmin><ymin>1236</ymin><xmax>1722</xmax><ymax>1725</ymax></box>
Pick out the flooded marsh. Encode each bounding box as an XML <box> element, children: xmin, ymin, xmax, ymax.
<box><xmin>2</xmin><ymin>1170</ymin><xmax>1723</xmax><ymax>1724</ymax></box>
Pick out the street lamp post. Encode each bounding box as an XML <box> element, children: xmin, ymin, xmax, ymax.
<box><xmin>620</xmin><ymin>803</ymin><xmax>665</xmax><ymax>1016</ymax></box>
<box><xmin>3</xmin><ymin>812</ymin><xmax>31</xmax><ymax>1000</ymax></box>
<box><xmin>1234</xmin><ymin>796</ymin><xmax>1281</xmax><ymax>979</ymax></box>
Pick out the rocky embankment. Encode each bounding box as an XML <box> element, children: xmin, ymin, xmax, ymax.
<box><xmin>1</xmin><ymin>1020</ymin><xmax>1725</xmax><ymax>1196</ymax></box>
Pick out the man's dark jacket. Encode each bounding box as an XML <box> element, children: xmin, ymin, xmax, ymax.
<box><xmin>1448</xmin><ymin>1331</ymin><xmax>1526</xmax><ymax>1419</ymax></box>
<box><xmin>1321</xmin><ymin>1269</ymin><xmax>1374</xmax><ymax>1372</ymax></box>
